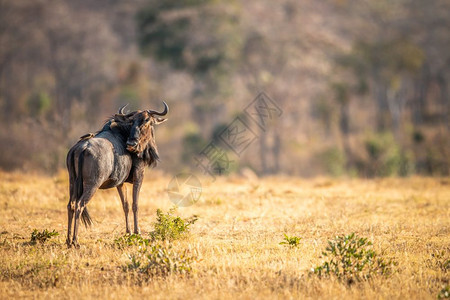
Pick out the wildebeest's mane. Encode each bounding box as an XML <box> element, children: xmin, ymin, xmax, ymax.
<box><xmin>99</xmin><ymin>112</ymin><xmax>137</xmax><ymax>140</ymax></box>
<box><xmin>107</xmin><ymin>120</ymin><xmax>132</xmax><ymax>139</ymax></box>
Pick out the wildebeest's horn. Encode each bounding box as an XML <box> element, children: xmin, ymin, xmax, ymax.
<box><xmin>147</xmin><ymin>101</ymin><xmax>168</xmax><ymax>116</ymax></box>
<box><xmin>118</xmin><ymin>104</ymin><xmax>129</xmax><ymax>115</ymax></box>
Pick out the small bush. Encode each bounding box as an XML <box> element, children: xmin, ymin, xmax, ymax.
<box><xmin>127</xmin><ymin>243</ymin><xmax>196</xmax><ymax>277</ymax></box>
<box><xmin>312</xmin><ymin>233</ymin><xmax>396</xmax><ymax>283</ymax></box>
<box><xmin>318</xmin><ymin>146</ymin><xmax>346</xmax><ymax>177</ymax></box>
<box><xmin>438</xmin><ymin>285</ymin><xmax>450</xmax><ymax>299</ymax></box>
<box><xmin>149</xmin><ymin>207</ymin><xmax>198</xmax><ymax>241</ymax></box>
<box><xmin>363</xmin><ymin>132</ymin><xmax>414</xmax><ymax>177</ymax></box>
<box><xmin>30</xmin><ymin>229</ymin><xmax>59</xmax><ymax>245</ymax></box>
<box><xmin>426</xmin><ymin>249</ymin><xmax>449</xmax><ymax>273</ymax></box>
<box><xmin>182</xmin><ymin>132</ymin><xmax>206</xmax><ymax>165</ymax></box>
<box><xmin>114</xmin><ymin>234</ymin><xmax>150</xmax><ymax>249</ymax></box>
<box><xmin>280</xmin><ymin>234</ymin><xmax>301</xmax><ymax>248</ymax></box>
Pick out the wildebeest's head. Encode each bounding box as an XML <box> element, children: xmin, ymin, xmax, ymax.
<box><xmin>114</xmin><ymin>102</ymin><xmax>168</xmax><ymax>166</ymax></box>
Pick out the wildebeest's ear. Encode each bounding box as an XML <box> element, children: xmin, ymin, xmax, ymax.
<box><xmin>153</xmin><ymin>118</ymin><xmax>167</xmax><ymax>125</ymax></box>
<box><xmin>114</xmin><ymin>114</ymin><xmax>129</xmax><ymax>123</ymax></box>
<box><xmin>114</xmin><ymin>111</ymin><xmax>137</xmax><ymax>123</ymax></box>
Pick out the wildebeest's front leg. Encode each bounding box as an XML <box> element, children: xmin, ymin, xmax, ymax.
<box><xmin>66</xmin><ymin>198</ymin><xmax>75</xmax><ymax>247</ymax></box>
<box><xmin>117</xmin><ymin>184</ymin><xmax>131</xmax><ymax>234</ymax></box>
<box><xmin>132</xmin><ymin>173</ymin><xmax>144</xmax><ymax>235</ymax></box>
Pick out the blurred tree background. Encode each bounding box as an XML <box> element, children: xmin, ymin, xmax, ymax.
<box><xmin>0</xmin><ymin>0</ymin><xmax>448</xmax><ymax>176</ymax></box>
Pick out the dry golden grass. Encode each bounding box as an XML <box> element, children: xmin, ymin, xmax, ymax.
<box><xmin>0</xmin><ymin>171</ymin><xmax>449</xmax><ymax>299</ymax></box>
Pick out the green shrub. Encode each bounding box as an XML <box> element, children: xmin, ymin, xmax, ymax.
<box><xmin>318</xmin><ymin>146</ymin><xmax>346</xmax><ymax>176</ymax></box>
<box><xmin>114</xmin><ymin>234</ymin><xmax>150</xmax><ymax>249</ymax></box>
<box><xmin>30</xmin><ymin>229</ymin><xmax>59</xmax><ymax>245</ymax></box>
<box><xmin>312</xmin><ymin>233</ymin><xmax>396</xmax><ymax>283</ymax></box>
<box><xmin>27</xmin><ymin>91</ymin><xmax>51</xmax><ymax>116</ymax></box>
<box><xmin>424</xmin><ymin>146</ymin><xmax>449</xmax><ymax>176</ymax></box>
<box><xmin>438</xmin><ymin>285</ymin><xmax>450</xmax><ymax>299</ymax></box>
<box><xmin>114</xmin><ymin>207</ymin><xmax>198</xmax><ymax>245</ymax></box>
<box><xmin>149</xmin><ymin>207</ymin><xmax>198</xmax><ymax>241</ymax></box>
<box><xmin>426</xmin><ymin>249</ymin><xmax>449</xmax><ymax>273</ymax></box>
<box><xmin>182</xmin><ymin>132</ymin><xmax>206</xmax><ymax>164</ymax></box>
<box><xmin>127</xmin><ymin>243</ymin><xmax>195</xmax><ymax>277</ymax></box>
<box><xmin>279</xmin><ymin>234</ymin><xmax>301</xmax><ymax>248</ymax></box>
<box><xmin>120</xmin><ymin>207</ymin><xmax>198</xmax><ymax>277</ymax></box>
<box><xmin>364</xmin><ymin>132</ymin><xmax>414</xmax><ymax>177</ymax></box>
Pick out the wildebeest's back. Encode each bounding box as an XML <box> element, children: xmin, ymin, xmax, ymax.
<box><xmin>71</xmin><ymin>130</ymin><xmax>133</xmax><ymax>190</ymax></box>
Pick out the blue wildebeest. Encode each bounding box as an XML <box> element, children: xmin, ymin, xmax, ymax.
<box><xmin>66</xmin><ymin>102</ymin><xmax>168</xmax><ymax>248</ymax></box>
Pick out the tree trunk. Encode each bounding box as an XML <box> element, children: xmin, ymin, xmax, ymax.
<box><xmin>437</xmin><ymin>73</ymin><xmax>449</xmax><ymax>130</ymax></box>
<box><xmin>259</xmin><ymin>130</ymin><xmax>269</xmax><ymax>175</ymax></box>
<box><xmin>272</xmin><ymin>130</ymin><xmax>281</xmax><ymax>174</ymax></box>
<box><xmin>374</xmin><ymin>83</ymin><xmax>390</xmax><ymax>132</ymax></box>
<box><xmin>340</xmin><ymin>101</ymin><xmax>352</xmax><ymax>169</ymax></box>
<box><xmin>412</xmin><ymin>67</ymin><xmax>430</xmax><ymax>126</ymax></box>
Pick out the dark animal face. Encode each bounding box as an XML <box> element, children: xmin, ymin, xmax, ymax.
<box><xmin>125</xmin><ymin>111</ymin><xmax>167</xmax><ymax>154</ymax></box>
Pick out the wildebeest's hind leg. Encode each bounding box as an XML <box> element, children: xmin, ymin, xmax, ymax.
<box><xmin>117</xmin><ymin>184</ymin><xmax>131</xmax><ymax>234</ymax></box>
<box><xmin>66</xmin><ymin>149</ymin><xmax>77</xmax><ymax>247</ymax></box>
<box><xmin>132</xmin><ymin>176</ymin><xmax>143</xmax><ymax>234</ymax></box>
<box><xmin>71</xmin><ymin>187</ymin><xmax>97</xmax><ymax>248</ymax></box>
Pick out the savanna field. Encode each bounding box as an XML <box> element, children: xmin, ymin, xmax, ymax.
<box><xmin>0</xmin><ymin>171</ymin><xmax>449</xmax><ymax>299</ymax></box>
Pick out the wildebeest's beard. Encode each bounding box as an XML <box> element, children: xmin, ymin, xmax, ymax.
<box><xmin>141</xmin><ymin>127</ymin><xmax>160</xmax><ymax>167</ymax></box>
<box><xmin>125</xmin><ymin>113</ymin><xmax>160</xmax><ymax>167</ymax></box>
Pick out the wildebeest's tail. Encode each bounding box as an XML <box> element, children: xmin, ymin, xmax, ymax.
<box><xmin>75</xmin><ymin>149</ymin><xmax>93</xmax><ymax>228</ymax></box>
<box><xmin>81</xmin><ymin>208</ymin><xmax>93</xmax><ymax>227</ymax></box>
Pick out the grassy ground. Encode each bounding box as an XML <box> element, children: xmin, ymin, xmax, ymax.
<box><xmin>0</xmin><ymin>171</ymin><xmax>448</xmax><ymax>299</ymax></box>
